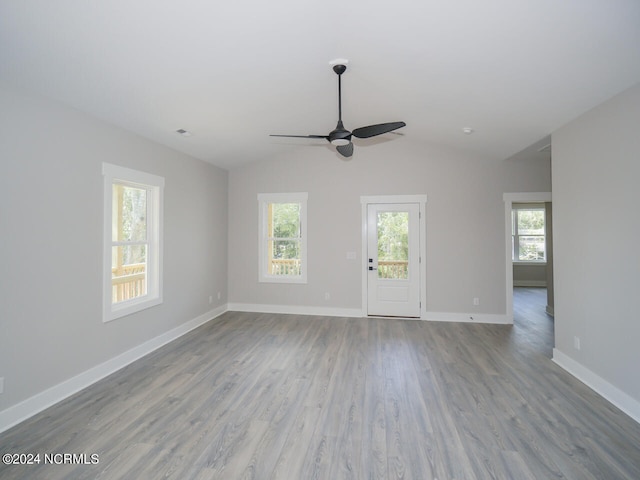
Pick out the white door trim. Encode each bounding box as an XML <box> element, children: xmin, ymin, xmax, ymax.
<box><xmin>503</xmin><ymin>192</ymin><xmax>552</xmax><ymax>323</ymax></box>
<box><xmin>361</xmin><ymin>194</ymin><xmax>427</xmax><ymax>319</ymax></box>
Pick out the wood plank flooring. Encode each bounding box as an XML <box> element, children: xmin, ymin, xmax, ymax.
<box><xmin>2</xmin><ymin>288</ymin><xmax>640</xmax><ymax>479</ymax></box>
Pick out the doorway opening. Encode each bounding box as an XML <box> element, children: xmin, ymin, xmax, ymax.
<box><xmin>503</xmin><ymin>192</ymin><xmax>553</xmax><ymax>323</ymax></box>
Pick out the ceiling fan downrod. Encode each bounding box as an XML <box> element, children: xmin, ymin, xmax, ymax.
<box><xmin>330</xmin><ymin>64</ymin><xmax>350</xmax><ymax>146</ymax></box>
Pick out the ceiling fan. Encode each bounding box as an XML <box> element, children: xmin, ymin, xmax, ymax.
<box><xmin>270</xmin><ymin>62</ymin><xmax>406</xmax><ymax>158</ymax></box>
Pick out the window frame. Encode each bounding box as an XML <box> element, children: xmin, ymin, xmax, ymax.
<box><xmin>512</xmin><ymin>205</ymin><xmax>546</xmax><ymax>264</ymax></box>
<box><xmin>102</xmin><ymin>163</ymin><xmax>164</xmax><ymax>322</ymax></box>
<box><xmin>258</xmin><ymin>192</ymin><xmax>308</xmax><ymax>284</ymax></box>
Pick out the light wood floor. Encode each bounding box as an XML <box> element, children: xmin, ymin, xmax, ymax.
<box><xmin>2</xmin><ymin>288</ymin><xmax>640</xmax><ymax>479</ymax></box>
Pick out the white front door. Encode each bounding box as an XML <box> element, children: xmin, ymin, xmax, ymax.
<box><xmin>367</xmin><ymin>203</ymin><xmax>421</xmax><ymax>317</ymax></box>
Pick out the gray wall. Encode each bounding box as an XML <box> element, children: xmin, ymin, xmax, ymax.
<box><xmin>513</xmin><ymin>263</ymin><xmax>547</xmax><ymax>286</ymax></box>
<box><xmin>0</xmin><ymin>83</ymin><xmax>228</xmax><ymax>412</ymax></box>
<box><xmin>552</xmin><ymin>82</ymin><xmax>640</xmax><ymax>404</ymax></box>
<box><xmin>228</xmin><ymin>139</ymin><xmax>551</xmax><ymax>316</ymax></box>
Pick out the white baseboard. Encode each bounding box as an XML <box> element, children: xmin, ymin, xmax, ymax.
<box><xmin>553</xmin><ymin>348</ymin><xmax>640</xmax><ymax>425</ymax></box>
<box><xmin>228</xmin><ymin>303</ymin><xmax>363</xmax><ymax>318</ymax></box>
<box><xmin>0</xmin><ymin>304</ymin><xmax>228</xmax><ymax>434</ymax></box>
<box><xmin>228</xmin><ymin>303</ymin><xmax>513</xmax><ymax>325</ymax></box>
<box><xmin>424</xmin><ymin>311</ymin><xmax>512</xmax><ymax>324</ymax></box>
<box><xmin>228</xmin><ymin>304</ymin><xmax>512</xmax><ymax>324</ymax></box>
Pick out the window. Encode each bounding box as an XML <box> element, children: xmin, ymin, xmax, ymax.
<box><xmin>377</xmin><ymin>211</ymin><xmax>409</xmax><ymax>279</ymax></box>
<box><xmin>103</xmin><ymin>163</ymin><xmax>164</xmax><ymax>322</ymax></box>
<box><xmin>258</xmin><ymin>193</ymin><xmax>307</xmax><ymax>283</ymax></box>
<box><xmin>512</xmin><ymin>205</ymin><xmax>545</xmax><ymax>262</ymax></box>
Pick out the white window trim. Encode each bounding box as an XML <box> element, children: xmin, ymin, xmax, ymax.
<box><xmin>102</xmin><ymin>163</ymin><xmax>164</xmax><ymax>322</ymax></box>
<box><xmin>258</xmin><ymin>192</ymin><xmax>308</xmax><ymax>284</ymax></box>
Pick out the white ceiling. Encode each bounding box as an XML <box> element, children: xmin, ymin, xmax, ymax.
<box><xmin>2</xmin><ymin>0</ymin><xmax>639</xmax><ymax>169</ymax></box>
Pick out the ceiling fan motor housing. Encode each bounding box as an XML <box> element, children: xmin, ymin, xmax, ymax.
<box><xmin>330</xmin><ymin>120</ymin><xmax>352</xmax><ymax>145</ymax></box>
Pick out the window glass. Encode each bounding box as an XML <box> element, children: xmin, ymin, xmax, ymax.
<box><xmin>518</xmin><ymin>236</ymin><xmax>545</xmax><ymax>261</ymax></box>
<box><xmin>516</xmin><ymin>210</ymin><xmax>544</xmax><ymax>235</ymax></box>
<box><xmin>377</xmin><ymin>211</ymin><xmax>409</xmax><ymax>279</ymax></box>
<box><xmin>512</xmin><ymin>206</ymin><xmax>545</xmax><ymax>262</ymax></box>
<box><xmin>112</xmin><ymin>184</ymin><xmax>147</xmax><ymax>242</ymax></box>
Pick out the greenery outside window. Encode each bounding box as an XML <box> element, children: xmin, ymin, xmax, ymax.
<box><xmin>377</xmin><ymin>211</ymin><xmax>409</xmax><ymax>279</ymax></box>
<box><xmin>258</xmin><ymin>193</ymin><xmax>308</xmax><ymax>283</ymax></box>
<box><xmin>512</xmin><ymin>205</ymin><xmax>545</xmax><ymax>262</ymax></box>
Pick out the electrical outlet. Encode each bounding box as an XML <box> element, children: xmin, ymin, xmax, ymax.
<box><xmin>217</xmin><ymin>291</ymin><xmax>221</xmax><ymax>300</ymax></box>
<box><xmin>0</xmin><ymin>377</ymin><xmax>4</xmax><ymax>394</ymax></box>
<box><xmin>209</xmin><ymin>296</ymin><xmax>213</xmax><ymax>304</ymax></box>
<box><xmin>574</xmin><ymin>336</ymin><xmax>581</xmax><ymax>350</ymax></box>
<box><xmin>324</xmin><ymin>292</ymin><xmax>330</xmax><ymax>300</ymax></box>
<box><xmin>473</xmin><ymin>297</ymin><xmax>480</xmax><ymax>306</ymax></box>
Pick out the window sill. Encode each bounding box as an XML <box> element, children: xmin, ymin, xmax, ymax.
<box><xmin>259</xmin><ymin>276</ymin><xmax>307</xmax><ymax>284</ymax></box>
<box><xmin>103</xmin><ymin>296</ymin><xmax>163</xmax><ymax>323</ymax></box>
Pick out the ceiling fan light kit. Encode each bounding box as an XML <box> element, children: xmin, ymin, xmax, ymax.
<box><xmin>331</xmin><ymin>138</ymin><xmax>351</xmax><ymax>146</ymax></box>
<box><xmin>270</xmin><ymin>61</ymin><xmax>405</xmax><ymax>158</ymax></box>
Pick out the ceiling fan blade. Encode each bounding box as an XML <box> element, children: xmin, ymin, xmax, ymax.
<box><xmin>270</xmin><ymin>134</ymin><xmax>329</xmax><ymax>140</ymax></box>
<box><xmin>336</xmin><ymin>142</ymin><xmax>353</xmax><ymax>158</ymax></box>
<box><xmin>351</xmin><ymin>121</ymin><xmax>406</xmax><ymax>139</ymax></box>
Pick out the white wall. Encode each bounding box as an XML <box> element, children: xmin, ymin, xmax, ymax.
<box><xmin>228</xmin><ymin>138</ymin><xmax>551</xmax><ymax>318</ymax></box>
<box><xmin>552</xmin><ymin>82</ymin><xmax>640</xmax><ymax>415</ymax></box>
<box><xmin>0</xmin><ymin>83</ymin><xmax>228</xmax><ymax>421</ymax></box>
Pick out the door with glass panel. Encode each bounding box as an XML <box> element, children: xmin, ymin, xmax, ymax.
<box><xmin>367</xmin><ymin>203</ymin><xmax>420</xmax><ymax>317</ymax></box>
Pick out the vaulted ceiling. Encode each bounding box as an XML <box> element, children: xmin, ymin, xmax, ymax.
<box><xmin>2</xmin><ymin>1</ymin><xmax>639</xmax><ymax>169</ymax></box>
